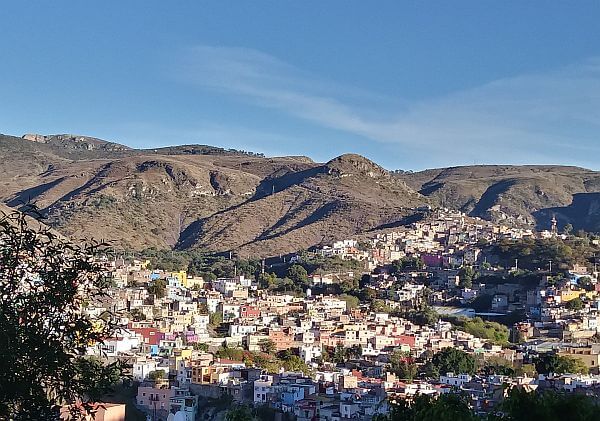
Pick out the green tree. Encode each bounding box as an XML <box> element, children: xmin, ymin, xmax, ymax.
<box><xmin>496</xmin><ymin>388</ymin><xmax>600</xmax><ymax>421</ymax></box>
<box><xmin>236</xmin><ymin>259</ymin><xmax>261</xmax><ymax>279</ymax></box>
<box><xmin>147</xmin><ymin>278</ymin><xmax>167</xmax><ymax>298</ymax></box>
<box><xmin>450</xmin><ymin>317</ymin><xmax>509</xmax><ymax>345</ymax></box>
<box><xmin>563</xmin><ymin>223</ymin><xmax>573</xmax><ymax>236</ymax></box>
<box><xmin>258</xmin><ymin>339</ymin><xmax>276</xmax><ymax>354</ymax></box>
<box><xmin>421</xmin><ymin>361</ymin><xmax>440</xmax><ymax>379</ymax></box>
<box><xmin>339</xmin><ymin>293</ymin><xmax>360</xmax><ymax>309</ymax></box>
<box><xmin>258</xmin><ymin>272</ymin><xmax>277</xmax><ymax>289</ymax></box>
<box><xmin>534</xmin><ymin>353</ymin><xmax>588</xmax><ymax>374</ymax></box>
<box><xmin>193</xmin><ymin>342</ymin><xmax>209</xmax><ymax>352</ymax></box>
<box><xmin>216</xmin><ymin>345</ymin><xmax>245</xmax><ymax>361</ymax></box>
<box><xmin>578</xmin><ymin>276</ymin><xmax>594</xmax><ymax>291</ymax></box>
<box><xmin>389</xmin><ymin>350</ymin><xmax>417</xmax><ymax>381</ymax></box>
<box><xmin>332</xmin><ymin>344</ymin><xmax>346</xmax><ymax>363</ymax></box>
<box><xmin>0</xmin><ymin>209</ymin><xmax>125</xmax><ymax>419</ymax></box>
<box><xmin>339</xmin><ymin>277</ymin><xmax>359</xmax><ymax>294</ymax></box>
<box><xmin>378</xmin><ymin>389</ymin><xmax>600</xmax><ymax>421</ymax></box>
<box><xmin>345</xmin><ymin>344</ymin><xmax>363</xmax><ymax>360</ymax></box>
<box><xmin>226</xmin><ymin>405</ymin><xmax>255</xmax><ymax>421</ymax></box>
<box><xmin>129</xmin><ymin>308</ymin><xmax>146</xmax><ymax>321</ymax></box>
<box><xmin>565</xmin><ymin>297</ymin><xmax>583</xmax><ymax>311</ymax></box>
<box><xmin>360</xmin><ymin>287</ymin><xmax>377</xmax><ymax>302</ymax></box>
<box><xmin>408</xmin><ymin>306</ymin><xmax>440</xmax><ymax>326</ymax></box>
<box><xmin>371</xmin><ymin>299</ymin><xmax>392</xmax><ymax>313</ymax></box>
<box><xmin>458</xmin><ymin>266</ymin><xmax>476</xmax><ymax>288</ymax></box>
<box><xmin>148</xmin><ymin>370</ymin><xmax>165</xmax><ymax>381</ymax></box>
<box><xmin>286</xmin><ymin>264</ymin><xmax>308</xmax><ymax>285</ymax></box>
<box><xmin>481</xmin><ymin>356</ymin><xmax>515</xmax><ymax>376</ymax></box>
<box><xmin>282</xmin><ymin>355</ymin><xmax>310</xmax><ymax>374</ymax></box>
<box><xmin>431</xmin><ymin>347</ymin><xmax>476</xmax><ymax>376</ymax></box>
<box><xmin>359</xmin><ymin>273</ymin><xmax>371</xmax><ymax>288</ymax></box>
<box><xmin>209</xmin><ymin>311</ymin><xmax>223</xmax><ymax>327</ymax></box>
<box><xmin>376</xmin><ymin>393</ymin><xmax>477</xmax><ymax>421</ymax></box>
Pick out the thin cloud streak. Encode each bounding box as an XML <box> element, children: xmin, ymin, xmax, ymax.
<box><xmin>176</xmin><ymin>46</ymin><xmax>600</xmax><ymax>169</ymax></box>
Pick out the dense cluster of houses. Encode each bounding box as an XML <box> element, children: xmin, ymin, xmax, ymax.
<box><xmin>83</xmin><ymin>209</ymin><xmax>600</xmax><ymax>420</ymax></box>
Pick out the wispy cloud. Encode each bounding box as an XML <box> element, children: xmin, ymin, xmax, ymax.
<box><xmin>176</xmin><ymin>46</ymin><xmax>600</xmax><ymax>169</ymax></box>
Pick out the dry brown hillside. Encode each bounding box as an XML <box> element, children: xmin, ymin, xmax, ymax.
<box><xmin>2</xmin><ymin>133</ymin><xmax>600</xmax><ymax>257</ymax></box>
<box><xmin>398</xmin><ymin>165</ymin><xmax>600</xmax><ymax>230</ymax></box>
<box><xmin>0</xmin><ymin>134</ymin><xmax>423</xmax><ymax>256</ymax></box>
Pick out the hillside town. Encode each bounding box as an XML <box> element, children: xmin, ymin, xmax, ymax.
<box><xmin>79</xmin><ymin>209</ymin><xmax>600</xmax><ymax>420</ymax></box>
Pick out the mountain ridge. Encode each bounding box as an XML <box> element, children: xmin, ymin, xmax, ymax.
<box><xmin>2</xmin><ymin>132</ymin><xmax>600</xmax><ymax>256</ymax></box>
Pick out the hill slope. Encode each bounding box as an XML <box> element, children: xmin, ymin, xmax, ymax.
<box><xmin>0</xmin><ymin>134</ymin><xmax>423</xmax><ymax>255</ymax></box>
<box><xmin>399</xmin><ymin>165</ymin><xmax>600</xmax><ymax>231</ymax></box>
<box><xmin>178</xmin><ymin>154</ymin><xmax>424</xmax><ymax>256</ymax></box>
<box><xmin>2</xmin><ymin>132</ymin><xmax>600</xmax><ymax>256</ymax></box>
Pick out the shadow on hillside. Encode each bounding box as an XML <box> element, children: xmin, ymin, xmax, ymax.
<box><xmin>7</xmin><ymin>177</ymin><xmax>66</xmax><ymax>208</ymax></box>
<box><xmin>533</xmin><ymin>192</ymin><xmax>600</xmax><ymax>232</ymax></box>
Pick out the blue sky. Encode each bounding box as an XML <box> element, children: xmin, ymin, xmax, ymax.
<box><xmin>1</xmin><ymin>1</ymin><xmax>599</xmax><ymax>170</ymax></box>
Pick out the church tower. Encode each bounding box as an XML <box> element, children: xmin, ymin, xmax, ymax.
<box><xmin>551</xmin><ymin>214</ymin><xmax>558</xmax><ymax>236</ymax></box>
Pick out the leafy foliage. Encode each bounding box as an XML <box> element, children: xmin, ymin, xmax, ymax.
<box><xmin>0</xmin><ymin>209</ymin><xmax>125</xmax><ymax>419</ymax></box>
<box><xmin>225</xmin><ymin>404</ymin><xmax>255</xmax><ymax>421</ymax></box>
<box><xmin>339</xmin><ymin>293</ymin><xmax>360</xmax><ymax>309</ymax></box>
<box><xmin>389</xmin><ymin>350</ymin><xmax>418</xmax><ymax>381</ymax></box>
<box><xmin>258</xmin><ymin>339</ymin><xmax>276</xmax><ymax>354</ymax></box>
<box><xmin>147</xmin><ymin>278</ymin><xmax>167</xmax><ymax>298</ymax></box>
<box><xmin>148</xmin><ymin>370</ymin><xmax>165</xmax><ymax>380</ymax></box>
<box><xmin>565</xmin><ymin>297</ymin><xmax>583</xmax><ymax>310</ymax></box>
<box><xmin>286</xmin><ymin>264</ymin><xmax>308</xmax><ymax>284</ymax></box>
<box><xmin>493</xmin><ymin>388</ymin><xmax>600</xmax><ymax>421</ymax></box>
<box><xmin>375</xmin><ymin>393</ymin><xmax>477</xmax><ymax>421</ymax></box>
<box><xmin>449</xmin><ymin>317</ymin><xmax>509</xmax><ymax>345</ymax></box>
<box><xmin>534</xmin><ymin>353</ymin><xmax>588</xmax><ymax>375</ymax></box>
<box><xmin>458</xmin><ymin>266</ymin><xmax>477</xmax><ymax>288</ymax></box>
<box><xmin>378</xmin><ymin>388</ymin><xmax>600</xmax><ymax>421</ymax></box>
<box><xmin>391</xmin><ymin>257</ymin><xmax>425</xmax><ymax>273</ymax></box>
<box><xmin>129</xmin><ymin>308</ymin><xmax>146</xmax><ymax>321</ymax></box>
<box><xmin>405</xmin><ymin>305</ymin><xmax>440</xmax><ymax>326</ymax></box>
<box><xmin>492</xmin><ymin>237</ymin><xmax>600</xmax><ymax>272</ymax></box>
<box><xmin>430</xmin><ymin>347</ymin><xmax>476</xmax><ymax>376</ymax></box>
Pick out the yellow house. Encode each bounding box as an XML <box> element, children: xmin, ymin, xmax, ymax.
<box><xmin>187</xmin><ymin>276</ymin><xmax>205</xmax><ymax>290</ymax></box>
<box><xmin>170</xmin><ymin>270</ymin><xmax>188</xmax><ymax>288</ymax></box>
<box><xmin>169</xmin><ymin>347</ymin><xmax>193</xmax><ymax>375</ymax></box>
<box><xmin>560</xmin><ymin>289</ymin><xmax>580</xmax><ymax>302</ymax></box>
<box><xmin>559</xmin><ymin>289</ymin><xmax>582</xmax><ymax>302</ymax></box>
<box><xmin>559</xmin><ymin>289</ymin><xmax>596</xmax><ymax>302</ymax></box>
